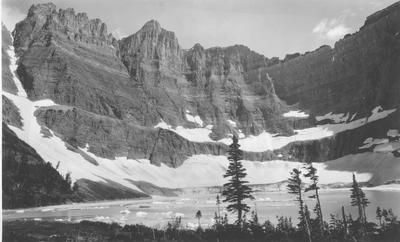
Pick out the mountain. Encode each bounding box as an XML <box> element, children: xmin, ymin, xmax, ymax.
<box><xmin>2</xmin><ymin>2</ymin><xmax>400</xmax><ymax>205</ymax></box>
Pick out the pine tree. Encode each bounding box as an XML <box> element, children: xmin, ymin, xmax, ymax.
<box><xmin>304</xmin><ymin>162</ymin><xmax>324</xmax><ymax>235</ymax></box>
<box><xmin>350</xmin><ymin>173</ymin><xmax>369</xmax><ymax>225</ymax></box>
<box><xmin>222</xmin><ymin>135</ymin><xmax>254</xmax><ymax>226</ymax></box>
<box><xmin>287</xmin><ymin>168</ymin><xmax>312</xmax><ymax>242</ymax></box>
<box><xmin>196</xmin><ymin>210</ymin><xmax>202</xmax><ymax>229</ymax></box>
<box><xmin>216</xmin><ymin>194</ymin><xmax>221</xmax><ymax>223</ymax></box>
<box><xmin>376</xmin><ymin>206</ymin><xmax>382</xmax><ymax>227</ymax></box>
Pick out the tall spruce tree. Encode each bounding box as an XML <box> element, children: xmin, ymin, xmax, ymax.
<box><xmin>350</xmin><ymin>173</ymin><xmax>369</xmax><ymax>225</ymax></box>
<box><xmin>287</xmin><ymin>168</ymin><xmax>312</xmax><ymax>242</ymax></box>
<box><xmin>304</xmin><ymin>162</ymin><xmax>324</xmax><ymax>235</ymax></box>
<box><xmin>222</xmin><ymin>135</ymin><xmax>254</xmax><ymax>226</ymax></box>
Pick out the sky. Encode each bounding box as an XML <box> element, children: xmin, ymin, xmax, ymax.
<box><xmin>2</xmin><ymin>0</ymin><xmax>399</xmax><ymax>58</ymax></box>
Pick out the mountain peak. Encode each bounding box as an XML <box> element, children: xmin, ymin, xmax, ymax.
<box><xmin>28</xmin><ymin>2</ymin><xmax>56</xmax><ymax>17</ymax></box>
<box><xmin>141</xmin><ymin>19</ymin><xmax>161</xmax><ymax>32</ymax></box>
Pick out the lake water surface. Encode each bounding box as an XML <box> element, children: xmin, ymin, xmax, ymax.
<box><xmin>3</xmin><ymin>189</ymin><xmax>400</xmax><ymax>229</ymax></box>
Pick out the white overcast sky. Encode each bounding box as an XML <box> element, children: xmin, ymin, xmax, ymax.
<box><xmin>2</xmin><ymin>0</ymin><xmax>399</xmax><ymax>58</ymax></box>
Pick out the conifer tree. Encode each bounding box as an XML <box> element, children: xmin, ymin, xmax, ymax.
<box><xmin>287</xmin><ymin>168</ymin><xmax>312</xmax><ymax>242</ymax></box>
<box><xmin>216</xmin><ymin>194</ymin><xmax>221</xmax><ymax>222</ymax></box>
<box><xmin>304</xmin><ymin>162</ymin><xmax>324</xmax><ymax>235</ymax></box>
<box><xmin>196</xmin><ymin>210</ymin><xmax>202</xmax><ymax>229</ymax></box>
<box><xmin>350</xmin><ymin>173</ymin><xmax>369</xmax><ymax>225</ymax></box>
<box><xmin>222</xmin><ymin>135</ymin><xmax>254</xmax><ymax>226</ymax></box>
<box><xmin>376</xmin><ymin>206</ymin><xmax>382</xmax><ymax>227</ymax></box>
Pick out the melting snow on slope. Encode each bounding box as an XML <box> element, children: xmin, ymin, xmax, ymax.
<box><xmin>155</xmin><ymin>106</ymin><xmax>396</xmax><ymax>152</ymax></box>
<box><xmin>283</xmin><ymin>110</ymin><xmax>309</xmax><ymax>118</ymax></box>
<box><xmin>7</xmin><ymin>45</ymin><xmax>27</xmax><ymax>97</ymax></box>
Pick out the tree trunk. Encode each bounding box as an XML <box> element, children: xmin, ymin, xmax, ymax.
<box><xmin>342</xmin><ymin>206</ymin><xmax>348</xmax><ymax>236</ymax></box>
<box><xmin>299</xmin><ymin>192</ymin><xmax>312</xmax><ymax>242</ymax></box>
<box><xmin>315</xmin><ymin>188</ymin><xmax>324</xmax><ymax>235</ymax></box>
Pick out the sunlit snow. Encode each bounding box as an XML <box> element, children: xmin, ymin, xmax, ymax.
<box><xmin>7</xmin><ymin>46</ymin><xmax>27</xmax><ymax>97</ymax></box>
<box><xmin>185</xmin><ymin>110</ymin><xmax>204</xmax><ymax>127</ymax></box>
<box><xmin>283</xmin><ymin>110</ymin><xmax>309</xmax><ymax>118</ymax></box>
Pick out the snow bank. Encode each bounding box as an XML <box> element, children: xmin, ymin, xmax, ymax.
<box><xmin>283</xmin><ymin>110</ymin><xmax>309</xmax><ymax>118</ymax></box>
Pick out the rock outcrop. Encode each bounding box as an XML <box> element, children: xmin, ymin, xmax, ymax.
<box><xmin>2</xmin><ymin>24</ymin><xmax>17</xmax><ymax>94</ymax></box>
<box><xmin>2</xmin><ymin>95</ymin><xmax>22</xmax><ymax>128</ymax></box>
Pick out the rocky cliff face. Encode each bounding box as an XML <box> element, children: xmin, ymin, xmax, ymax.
<box><xmin>266</xmin><ymin>2</ymin><xmax>400</xmax><ymax>117</ymax></box>
<box><xmin>9</xmin><ymin>2</ymin><xmax>296</xmax><ymax>168</ymax></box>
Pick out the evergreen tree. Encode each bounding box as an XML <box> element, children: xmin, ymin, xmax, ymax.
<box><xmin>376</xmin><ymin>206</ymin><xmax>382</xmax><ymax>227</ymax></box>
<box><xmin>304</xmin><ymin>162</ymin><xmax>324</xmax><ymax>235</ymax></box>
<box><xmin>287</xmin><ymin>168</ymin><xmax>312</xmax><ymax>242</ymax></box>
<box><xmin>216</xmin><ymin>194</ymin><xmax>221</xmax><ymax>223</ymax></box>
<box><xmin>222</xmin><ymin>136</ymin><xmax>254</xmax><ymax>226</ymax></box>
<box><xmin>350</xmin><ymin>173</ymin><xmax>369</xmax><ymax>225</ymax></box>
<box><xmin>196</xmin><ymin>210</ymin><xmax>202</xmax><ymax>229</ymax></box>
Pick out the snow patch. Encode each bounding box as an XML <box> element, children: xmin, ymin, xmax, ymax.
<box><xmin>316</xmin><ymin>112</ymin><xmax>349</xmax><ymax>123</ymax></box>
<box><xmin>283</xmin><ymin>110</ymin><xmax>309</xmax><ymax>118</ymax></box>
<box><xmin>227</xmin><ymin>119</ymin><xmax>237</xmax><ymax>127</ymax></box>
<box><xmin>185</xmin><ymin>111</ymin><xmax>204</xmax><ymax>127</ymax></box>
<box><xmin>359</xmin><ymin>138</ymin><xmax>389</xmax><ymax>149</ymax></box>
<box><xmin>155</xmin><ymin>120</ymin><xmax>214</xmax><ymax>143</ymax></box>
<box><xmin>387</xmin><ymin>129</ymin><xmax>399</xmax><ymax>138</ymax></box>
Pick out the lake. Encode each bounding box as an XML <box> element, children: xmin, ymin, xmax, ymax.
<box><xmin>3</xmin><ymin>188</ymin><xmax>400</xmax><ymax>229</ymax></box>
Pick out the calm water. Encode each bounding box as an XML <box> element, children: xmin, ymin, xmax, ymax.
<box><xmin>3</xmin><ymin>189</ymin><xmax>400</xmax><ymax>229</ymax></box>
